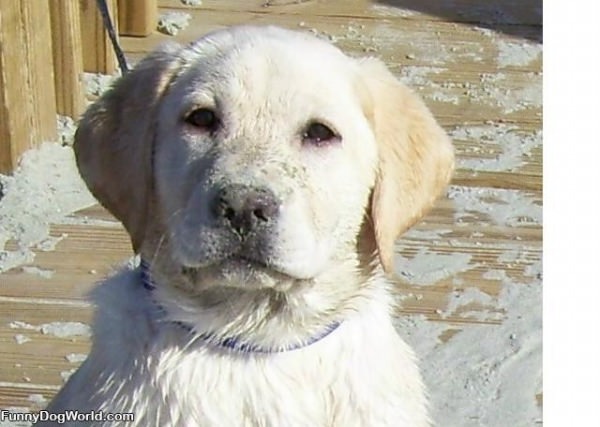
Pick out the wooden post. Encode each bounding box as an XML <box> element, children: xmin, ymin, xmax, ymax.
<box><xmin>22</xmin><ymin>1</ymin><xmax>58</xmax><ymax>145</ymax></box>
<box><xmin>118</xmin><ymin>0</ymin><xmax>157</xmax><ymax>37</ymax></box>
<box><xmin>49</xmin><ymin>0</ymin><xmax>85</xmax><ymax>118</ymax></box>
<box><xmin>79</xmin><ymin>0</ymin><xmax>118</xmax><ymax>74</ymax></box>
<box><xmin>0</xmin><ymin>0</ymin><xmax>57</xmax><ymax>174</ymax></box>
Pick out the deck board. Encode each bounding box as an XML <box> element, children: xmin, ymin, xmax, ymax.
<box><xmin>0</xmin><ymin>0</ymin><xmax>542</xmax><ymax>418</ymax></box>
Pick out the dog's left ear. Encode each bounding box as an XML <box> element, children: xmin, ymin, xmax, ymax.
<box><xmin>74</xmin><ymin>43</ymin><xmax>184</xmax><ymax>253</ymax></box>
<box><xmin>357</xmin><ymin>58</ymin><xmax>454</xmax><ymax>274</ymax></box>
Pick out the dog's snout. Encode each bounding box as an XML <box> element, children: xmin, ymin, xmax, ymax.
<box><xmin>214</xmin><ymin>185</ymin><xmax>280</xmax><ymax>236</ymax></box>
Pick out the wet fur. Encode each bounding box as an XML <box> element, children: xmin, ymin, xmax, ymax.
<box><xmin>40</xmin><ymin>26</ymin><xmax>454</xmax><ymax>427</ymax></box>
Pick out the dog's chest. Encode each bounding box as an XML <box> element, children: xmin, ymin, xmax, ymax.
<box><xmin>99</xmin><ymin>324</ymin><xmax>426</xmax><ymax>427</ymax></box>
<box><xmin>139</xmin><ymin>348</ymin><xmax>339</xmax><ymax>426</ymax></box>
<box><xmin>68</xmin><ymin>276</ymin><xmax>429</xmax><ymax>426</ymax></box>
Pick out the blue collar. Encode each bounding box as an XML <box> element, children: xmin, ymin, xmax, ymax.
<box><xmin>140</xmin><ymin>259</ymin><xmax>341</xmax><ymax>353</ymax></box>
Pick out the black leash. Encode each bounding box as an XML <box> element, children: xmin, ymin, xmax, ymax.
<box><xmin>96</xmin><ymin>0</ymin><xmax>129</xmax><ymax>74</ymax></box>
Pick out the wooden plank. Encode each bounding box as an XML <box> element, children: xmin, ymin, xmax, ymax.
<box><xmin>118</xmin><ymin>0</ymin><xmax>158</xmax><ymax>37</ymax></box>
<box><xmin>49</xmin><ymin>0</ymin><xmax>86</xmax><ymax>118</ymax></box>
<box><xmin>0</xmin><ymin>384</ymin><xmax>61</xmax><ymax>412</ymax></box>
<box><xmin>123</xmin><ymin>8</ymin><xmax>544</xmax><ymax>62</ymax></box>
<box><xmin>0</xmin><ymin>0</ymin><xmax>57</xmax><ymax>174</ymax></box>
<box><xmin>453</xmin><ymin>170</ymin><xmax>541</xmax><ymax>191</ymax></box>
<box><xmin>0</xmin><ymin>1</ymin><xmax>32</xmax><ymax>173</ymax></box>
<box><xmin>119</xmin><ymin>11</ymin><xmax>542</xmax><ymax>75</ymax></box>
<box><xmin>0</xmin><ymin>300</ymin><xmax>91</xmax><ymax>391</ymax></box>
<box><xmin>21</xmin><ymin>0</ymin><xmax>56</xmax><ymax>144</ymax></box>
<box><xmin>1</xmin><ymin>223</ymin><xmax>132</xmax><ymax>300</ymax></box>
<box><xmin>160</xmin><ymin>0</ymin><xmax>542</xmax><ymax>27</ymax></box>
<box><xmin>21</xmin><ymin>0</ymin><xmax>58</xmax><ymax>145</ymax></box>
<box><xmin>123</xmin><ymin>9</ymin><xmax>541</xmax><ymax>71</ymax></box>
<box><xmin>79</xmin><ymin>0</ymin><xmax>118</xmax><ymax>73</ymax></box>
<box><xmin>0</xmin><ymin>382</ymin><xmax>58</xmax><ymax>414</ymax></box>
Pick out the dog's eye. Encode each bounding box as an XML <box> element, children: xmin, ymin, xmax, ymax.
<box><xmin>185</xmin><ymin>108</ymin><xmax>220</xmax><ymax>131</ymax></box>
<box><xmin>303</xmin><ymin>122</ymin><xmax>339</xmax><ymax>146</ymax></box>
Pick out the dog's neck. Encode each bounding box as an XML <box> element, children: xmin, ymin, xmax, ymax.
<box><xmin>140</xmin><ymin>259</ymin><xmax>344</xmax><ymax>353</ymax></box>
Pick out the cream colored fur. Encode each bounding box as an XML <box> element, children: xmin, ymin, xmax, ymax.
<box><xmin>39</xmin><ymin>25</ymin><xmax>454</xmax><ymax>427</ymax></box>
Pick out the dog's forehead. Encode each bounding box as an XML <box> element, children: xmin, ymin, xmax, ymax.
<box><xmin>191</xmin><ymin>26</ymin><xmax>350</xmax><ymax>65</ymax></box>
<box><xmin>179</xmin><ymin>27</ymin><xmax>358</xmax><ymax>96</ymax></box>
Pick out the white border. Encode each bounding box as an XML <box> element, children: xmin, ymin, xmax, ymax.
<box><xmin>544</xmin><ymin>1</ymin><xmax>600</xmax><ymax>425</ymax></box>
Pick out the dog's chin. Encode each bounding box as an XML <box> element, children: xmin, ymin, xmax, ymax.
<box><xmin>180</xmin><ymin>255</ymin><xmax>303</xmax><ymax>291</ymax></box>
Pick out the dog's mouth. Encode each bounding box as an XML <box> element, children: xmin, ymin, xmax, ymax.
<box><xmin>171</xmin><ymin>224</ymin><xmax>320</xmax><ymax>286</ymax></box>
<box><xmin>180</xmin><ymin>254</ymin><xmax>301</xmax><ymax>288</ymax></box>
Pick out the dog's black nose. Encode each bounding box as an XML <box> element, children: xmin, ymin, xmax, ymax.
<box><xmin>213</xmin><ymin>185</ymin><xmax>280</xmax><ymax>237</ymax></box>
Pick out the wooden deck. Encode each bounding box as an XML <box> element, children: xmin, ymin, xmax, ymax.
<box><xmin>0</xmin><ymin>0</ymin><xmax>542</xmax><ymax>420</ymax></box>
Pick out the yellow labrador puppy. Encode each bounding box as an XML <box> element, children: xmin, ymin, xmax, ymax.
<box><xmin>40</xmin><ymin>26</ymin><xmax>453</xmax><ymax>426</ymax></box>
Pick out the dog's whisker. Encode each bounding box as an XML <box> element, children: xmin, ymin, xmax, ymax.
<box><xmin>149</xmin><ymin>233</ymin><xmax>167</xmax><ymax>267</ymax></box>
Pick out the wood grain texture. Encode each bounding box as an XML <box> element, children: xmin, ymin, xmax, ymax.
<box><xmin>79</xmin><ymin>0</ymin><xmax>118</xmax><ymax>73</ymax></box>
<box><xmin>0</xmin><ymin>0</ymin><xmax>57</xmax><ymax>173</ymax></box>
<box><xmin>21</xmin><ymin>0</ymin><xmax>58</xmax><ymax>144</ymax></box>
<box><xmin>49</xmin><ymin>0</ymin><xmax>85</xmax><ymax>118</ymax></box>
<box><xmin>118</xmin><ymin>0</ymin><xmax>158</xmax><ymax>37</ymax></box>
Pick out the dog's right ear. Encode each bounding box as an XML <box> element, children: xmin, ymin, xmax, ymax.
<box><xmin>357</xmin><ymin>58</ymin><xmax>454</xmax><ymax>274</ymax></box>
<box><xmin>74</xmin><ymin>43</ymin><xmax>184</xmax><ymax>253</ymax></box>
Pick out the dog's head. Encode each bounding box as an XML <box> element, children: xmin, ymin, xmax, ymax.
<box><xmin>75</xmin><ymin>26</ymin><xmax>453</xmax><ymax>294</ymax></box>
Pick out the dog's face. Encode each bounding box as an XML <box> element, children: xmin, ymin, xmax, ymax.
<box><xmin>154</xmin><ymin>30</ymin><xmax>379</xmax><ymax>288</ymax></box>
<box><xmin>75</xmin><ymin>26</ymin><xmax>454</xmax><ymax>293</ymax></box>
